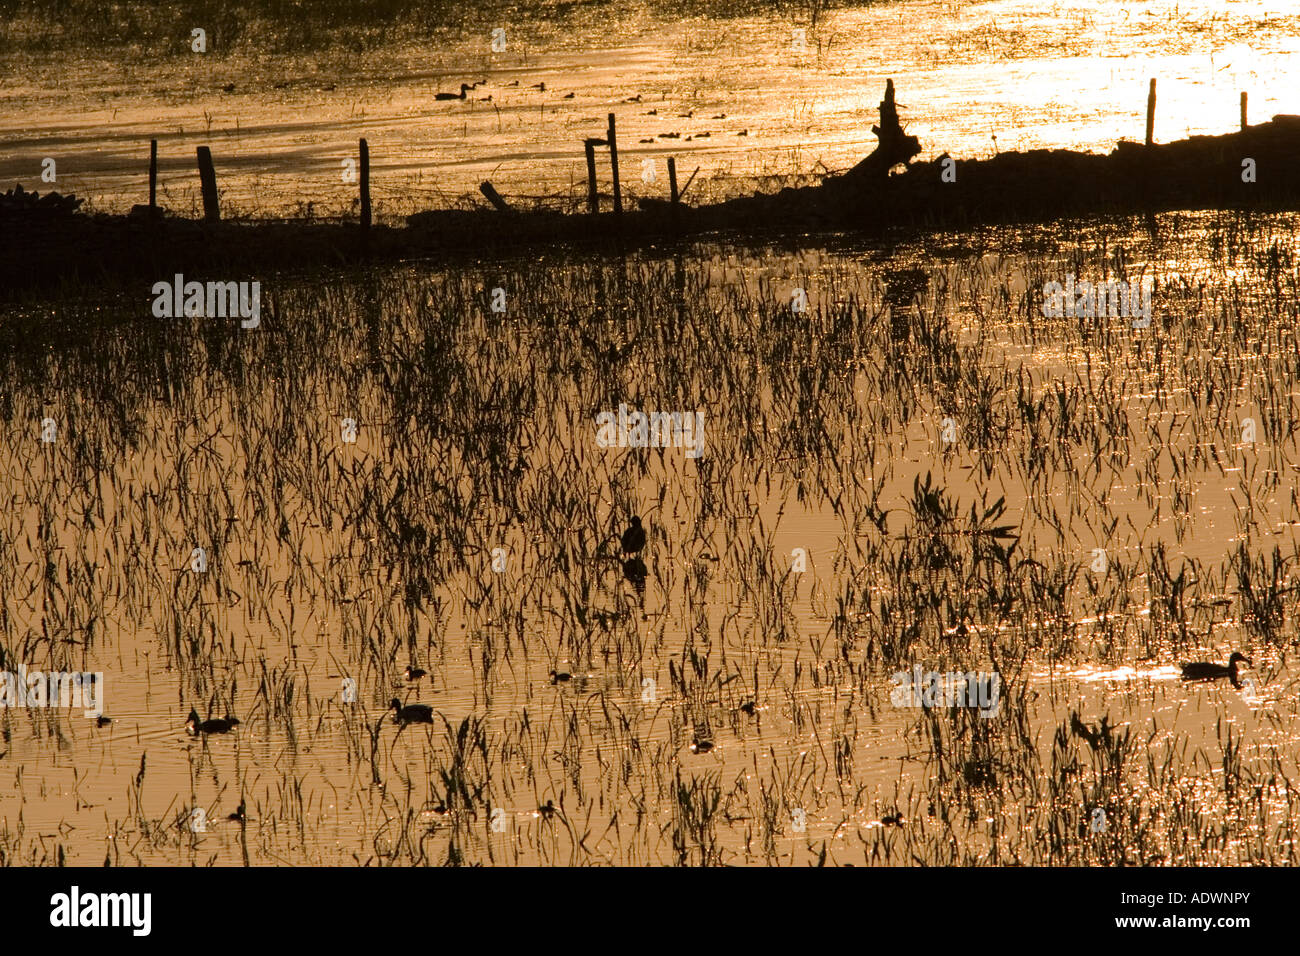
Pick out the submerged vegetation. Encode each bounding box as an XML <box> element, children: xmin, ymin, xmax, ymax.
<box><xmin>2</xmin><ymin>209</ymin><xmax>1300</xmax><ymax>865</ymax></box>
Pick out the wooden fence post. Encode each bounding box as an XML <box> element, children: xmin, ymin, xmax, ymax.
<box><xmin>585</xmin><ymin>139</ymin><xmax>600</xmax><ymax>214</ymax></box>
<box><xmin>196</xmin><ymin>146</ymin><xmax>219</xmax><ymax>221</ymax></box>
<box><xmin>359</xmin><ymin>138</ymin><xmax>371</xmax><ymax>231</ymax></box>
<box><xmin>1145</xmin><ymin>79</ymin><xmax>1156</xmax><ymax>147</ymax></box>
<box><xmin>607</xmin><ymin>113</ymin><xmax>622</xmax><ymax>216</ymax></box>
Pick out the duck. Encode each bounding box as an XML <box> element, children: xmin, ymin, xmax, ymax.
<box><xmin>625</xmin><ymin>94</ymin><xmax>642</xmax><ymax>103</ymax></box>
<box><xmin>1181</xmin><ymin>652</ymin><xmax>1253</xmax><ymax>688</ymax></box>
<box><xmin>620</xmin><ymin>516</ymin><xmax>646</xmax><ymax>554</ymax></box>
<box><xmin>690</xmin><ymin>738</ymin><xmax>714</xmax><ymax>754</ymax></box>
<box><xmin>389</xmin><ymin>698</ymin><xmax>434</xmax><ymax>724</ymax></box>
<box><xmin>530</xmin><ymin>82</ymin><xmax>546</xmax><ymax>91</ymax></box>
<box><xmin>538</xmin><ymin>799</ymin><xmax>557</xmax><ymax>819</ymax></box>
<box><xmin>1069</xmin><ymin>711</ymin><xmax>1111</xmax><ymax>750</ymax></box>
<box><xmin>563</xmin><ymin>91</ymin><xmax>575</xmax><ymax>99</ymax></box>
<box><xmin>186</xmin><ymin>709</ymin><xmax>240</xmax><ymax>735</ymax></box>
<box><xmin>227</xmin><ymin>801</ymin><xmax>246</xmax><ymax>823</ymax></box>
<box><xmin>549</xmin><ymin>669</ymin><xmax>572</xmax><ymax>684</ymax></box>
<box><xmin>435</xmin><ymin>83</ymin><xmax>472</xmax><ymax>101</ymax></box>
<box><xmin>95</xmin><ymin>715</ymin><xmax>112</xmax><ymax>727</ymax></box>
<box><xmin>403</xmin><ymin>665</ymin><xmax>427</xmax><ymax>682</ymax></box>
<box><xmin>739</xmin><ymin>699</ymin><xmax>756</xmax><ymax>716</ymax></box>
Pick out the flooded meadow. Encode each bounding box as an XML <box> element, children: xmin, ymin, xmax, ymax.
<box><xmin>2</xmin><ymin>0</ymin><xmax>1298</xmax><ymax>218</ymax></box>
<box><xmin>4</xmin><ymin>209</ymin><xmax>1300</xmax><ymax>865</ymax></box>
<box><xmin>3</xmin><ymin>0</ymin><xmax>1300</xmax><ymax>872</ymax></box>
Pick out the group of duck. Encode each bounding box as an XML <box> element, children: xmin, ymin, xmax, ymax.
<box><xmin>385</xmin><ymin>516</ymin><xmax>649</xmax><ymax>727</ymax></box>
<box><xmin>181</xmin><ymin>512</ymin><xmax>1259</xmax><ymax>740</ymax></box>
<box><xmin>433</xmin><ymin>80</ymin><xmax>748</xmax><ymax>139</ymax></box>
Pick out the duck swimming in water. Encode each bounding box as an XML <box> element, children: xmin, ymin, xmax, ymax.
<box><xmin>1181</xmin><ymin>652</ymin><xmax>1253</xmax><ymax>688</ymax></box>
<box><xmin>389</xmin><ymin>698</ymin><xmax>434</xmax><ymax>724</ymax></box>
<box><xmin>403</xmin><ymin>665</ymin><xmax>427</xmax><ymax>682</ymax></box>
<box><xmin>435</xmin><ymin>83</ymin><xmax>472</xmax><ymax>101</ymax></box>
<box><xmin>186</xmin><ymin>709</ymin><xmax>240</xmax><ymax>735</ymax></box>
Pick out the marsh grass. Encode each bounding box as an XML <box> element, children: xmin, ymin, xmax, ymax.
<box><xmin>2</xmin><ymin>208</ymin><xmax>1300</xmax><ymax>864</ymax></box>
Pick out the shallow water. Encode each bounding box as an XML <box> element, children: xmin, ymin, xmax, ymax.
<box><xmin>5</xmin><ymin>0</ymin><xmax>1300</xmax><ymax>867</ymax></box>
<box><xmin>3</xmin><ymin>208</ymin><xmax>1300</xmax><ymax>865</ymax></box>
<box><xmin>1</xmin><ymin>0</ymin><xmax>1297</xmax><ymax>218</ymax></box>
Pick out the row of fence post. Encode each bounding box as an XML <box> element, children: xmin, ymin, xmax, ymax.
<box><xmin>142</xmin><ymin>83</ymin><xmax>1252</xmax><ymax>224</ymax></box>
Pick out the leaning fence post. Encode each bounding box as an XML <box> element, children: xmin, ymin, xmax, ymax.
<box><xmin>479</xmin><ymin>180</ymin><xmax>513</xmax><ymax>212</ymax></box>
<box><xmin>196</xmin><ymin>146</ymin><xmax>219</xmax><ymax>222</ymax></box>
<box><xmin>149</xmin><ymin>139</ymin><xmax>158</xmax><ymax>210</ymax></box>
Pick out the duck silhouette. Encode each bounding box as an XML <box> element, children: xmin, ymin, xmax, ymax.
<box><xmin>435</xmin><ymin>83</ymin><xmax>472</xmax><ymax>101</ymax></box>
<box><xmin>1181</xmin><ymin>652</ymin><xmax>1252</xmax><ymax>688</ymax></box>
<box><xmin>1069</xmin><ymin>711</ymin><xmax>1112</xmax><ymax>750</ymax></box>
<box><xmin>620</xmin><ymin>516</ymin><xmax>646</xmax><ymax>554</ymax></box>
<box><xmin>403</xmin><ymin>665</ymin><xmax>427</xmax><ymax>682</ymax></box>
<box><xmin>549</xmin><ymin>669</ymin><xmax>572</xmax><ymax>684</ymax></box>
<box><xmin>389</xmin><ymin>698</ymin><xmax>434</xmax><ymax>724</ymax></box>
<box><xmin>186</xmin><ymin>709</ymin><xmax>240</xmax><ymax>735</ymax></box>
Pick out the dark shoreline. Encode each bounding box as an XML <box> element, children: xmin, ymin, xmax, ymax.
<box><xmin>4</xmin><ymin>115</ymin><xmax>1299</xmax><ymax>297</ymax></box>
